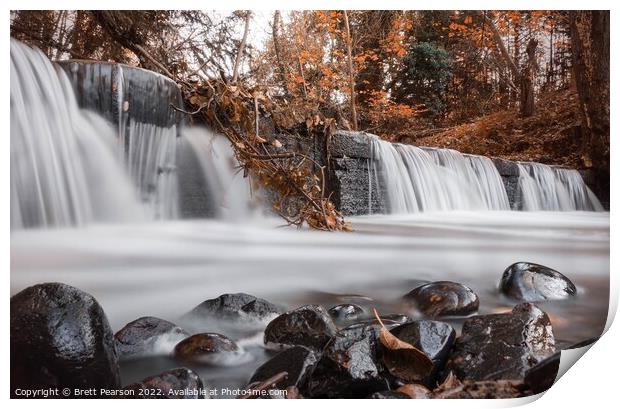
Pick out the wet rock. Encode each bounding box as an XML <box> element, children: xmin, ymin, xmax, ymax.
<box><xmin>524</xmin><ymin>352</ymin><xmax>560</xmax><ymax>394</ymax></box>
<box><xmin>115</xmin><ymin>316</ymin><xmax>189</xmax><ymax>358</ymax></box>
<box><xmin>306</xmin><ymin>323</ymin><xmax>389</xmax><ymax>398</ymax></box>
<box><xmin>432</xmin><ymin>380</ymin><xmax>525</xmax><ymax>399</ymax></box>
<box><xmin>249</xmin><ymin>346</ymin><xmax>320</xmax><ymax>390</ymax></box>
<box><xmin>357</xmin><ymin>314</ymin><xmax>412</xmax><ymax>329</ymax></box>
<box><xmin>10</xmin><ymin>283</ymin><xmax>120</xmax><ymax>394</ymax></box>
<box><xmin>368</xmin><ymin>390</ymin><xmax>411</xmax><ymax>399</ymax></box>
<box><xmin>500</xmin><ymin>262</ymin><xmax>577</xmax><ymax>302</ymax></box>
<box><xmin>445</xmin><ymin>303</ymin><xmax>556</xmax><ymax>381</ymax></box>
<box><xmin>264</xmin><ymin>305</ymin><xmax>337</xmax><ymax>350</ymax></box>
<box><xmin>174</xmin><ymin>333</ymin><xmax>239</xmax><ymax>363</ymax></box>
<box><xmin>403</xmin><ymin>281</ymin><xmax>479</xmax><ymax>317</ymax></box>
<box><xmin>391</xmin><ymin>320</ymin><xmax>456</xmax><ymax>384</ymax></box>
<box><xmin>124</xmin><ymin>368</ymin><xmax>205</xmax><ymax>399</ymax></box>
<box><xmin>328</xmin><ymin>303</ymin><xmax>366</xmax><ymax>325</ymax></box>
<box><xmin>185</xmin><ymin>293</ymin><xmax>283</xmax><ymax>321</ymax></box>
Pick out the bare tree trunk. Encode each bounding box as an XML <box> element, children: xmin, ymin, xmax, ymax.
<box><xmin>343</xmin><ymin>10</ymin><xmax>358</xmax><ymax>131</ymax></box>
<box><xmin>570</xmin><ymin>11</ymin><xmax>610</xmax><ymax>176</ymax></box>
<box><xmin>519</xmin><ymin>38</ymin><xmax>537</xmax><ymax>117</ymax></box>
<box><xmin>271</xmin><ymin>11</ymin><xmax>289</xmax><ymax>97</ymax></box>
<box><xmin>231</xmin><ymin>11</ymin><xmax>251</xmax><ymax>84</ymax></box>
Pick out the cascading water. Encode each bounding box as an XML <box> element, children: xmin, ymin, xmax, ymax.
<box><xmin>517</xmin><ymin>162</ymin><xmax>603</xmax><ymax>211</ymax></box>
<box><xmin>181</xmin><ymin>128</ymin><xmax>258</xmax><ymax>220</ymax></box>
<box><xmin>10</xmin><ymin>40</ymin><xmax>145</xmax><ymax>229</ymax></box>
<box><xmin>370</xmin><ymin>137</ymin><xmax>510</xmax><ymax>213</ymax></box>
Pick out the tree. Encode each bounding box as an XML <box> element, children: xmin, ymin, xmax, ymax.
<box><xmin>394</xmin><ymin>42</ymin><xmax>452</xmax><ymax>118</ymax></box>
<box><xmin>570</xmin><ymin>11</ymin><xmax>609</xmax><ymax>177</ymax></box>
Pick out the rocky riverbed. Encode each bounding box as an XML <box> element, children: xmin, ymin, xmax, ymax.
<box><xmin>10</xmin><ymin>260</ymin><xmax>602</xmax><ymax>399</ymax></box>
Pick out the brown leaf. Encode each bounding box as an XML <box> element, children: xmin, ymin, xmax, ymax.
<box><xmin>437</xmin><ymin>371</ymin><xmax>462</xmax><ymax>390</ymax></box>
<box><xmin>396</xmin><ymin>384</ymin><xmax>431</xmax><ymax>399</ymax></box>
<box><xmin>374</xmin><ymin>309</ymin><xmax>433</xmax><ymax>382</ymax></box>
<box><xmin>271</xmin><ymin>139</ymin><xmax>283</xmax><ymax>148</ymax></box>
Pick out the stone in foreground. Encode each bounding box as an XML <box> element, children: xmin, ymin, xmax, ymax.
<box><xmin>264</xmin><ymin>305</ymin><xmax>337</xmax><ymax>350</ymax></box>
<box><xmin>11</xmin><ymin>283</ymin><xmax>120</xmax><ymax>395</ymax></box>
<box><xmin>306</xmin><ymin>323</ymin><xmax>389</xmax><ymax>398</ymax></box>
<box><xmin>391</xmin><ymin>320</ymin><xmax>456</xmax><ymax>385</ymax></box>
<box><xmin>500</xmin><ymin>262</ymin><xmax>577</xmax><ymax>302</ymax></box>
<box><xmin>404</xmin><ymin>281</ymin><xmax>479</xmax><ymax>317</ymax></box>
<box><xmin>524</xmin><ymin>352</ymin><xmax>561</xmax><ymax>394</ymax></box>
<box><xmin>115</xmin><ymin>316</ymin><xmax>189</xmax><ymax>358</ymax></box>
<box><xmin>249</xmin><ymin>346</ymin><xmax>320</xmax><ymax>390</ymax></box>
<box><xmin>124</xmin><ymin>368</ymin><xmax>205</xmax><ymax>399</ymax></box>
<box><xmin>444</xmin><ymin>303</ymin><xmax>556</xmax><ymax>381</ymax></box>
<box><xmin>328</xmin><ymin>303</ymin><xmax>366</xmax><ymax>326</ymax></box>
<box><xmin>174</xmin><ymin>333</ymin><xmax>239</xmax><ymax>363</ymax></box>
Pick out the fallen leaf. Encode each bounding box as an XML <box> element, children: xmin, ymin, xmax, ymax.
<box><xmin>396</xmin><ymin>384</ymin><xmax>431</xmax><ymax>399</ymax></box>
<box><xmin>374</xmin><ymin>308</ymin><xmax>433</xmax><ymax>382</ymax></box>
<box><xmin>437</xmin><ymin>371</ymin><xmax>462</xmax><ymax>390</ymax></box>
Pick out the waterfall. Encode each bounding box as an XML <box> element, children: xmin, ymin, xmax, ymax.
<box><xmin>181</xmin><ymin>128</ymin><xmax>258</xmax><ymax>219</ymax></box>
<box><xmin>517</xmin><ymin>162</ymin><xmax>603</xmax><ymax>211</ymax></box>
<box><xmin>370</xmin><ymin>138</ymin><xmax>509</xmax><ymax>213</ymax></box>
<box><xmin>10</xmin><ymin>40</ymin><xmax>145</xmax><ymax>229</ymax></box>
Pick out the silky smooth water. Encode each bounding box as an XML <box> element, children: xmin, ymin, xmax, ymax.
<box><xmin>10</xmin><ymin>40</ymin><xmax>145</xmax><ymax>229</ymax></box>
<box><xmin>10</xmin><ymin>211</ymin><xmax>609</xmax><ymax>391</ymax></box>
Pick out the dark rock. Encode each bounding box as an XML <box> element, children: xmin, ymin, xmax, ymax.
<box><xmin>500</xmin><ymin>262</ymin><xmax>577</xmax><ymax>302</ymax></box>
<box><xmin>115</xmin><ymin>316</ymin><xmax>189</xmax><ymax>358</ymax></box>
<box><xmin>368</xmin><ymin>391</ymin><xmax>411</xmax><ymax>399</ymax></box>
<box><xmin>433</xmin><ymin>380</ymin><xmax>525</xmax><ymax>399</ymax></box>
<box><xmin>307</xmin><ymin>323</ymin><xmax>389</xmax><ymax>398</ymax></box>
<box><xmin>185</xmin><ymin>293</ymin><xmax>283</xmax><ymax>321</ymax></box>
<box><xmin>445</xmin><ymin>303</ymin><xmax>556</xmax><ymax>381</ymax></box>
<box><xmin>264</xmin><ymin>305</ymin><xmax>337</xmax><ymax>350</ymax></box>
<box><xmin>174</xmin><ymin>333</ymin><xmax>239</xmax><ymax>363</ymax></box>
<box><xmin>357</xmin><ymin>314</ymin><xmax>412</xmax><ymax>329</ymax></box>
<box><xmin>404</xmin><ymin>281</ymin><xmax>479</xmax><ymax>317</ymax></box>
<box><xmin>249</xmin><ymin>346</ymin><xmax>320</xmax><ymax>390</ymax></box>
<box><xmin>391</xmin><ymin>320</ymin><xmax>456</xmax><ymax>384</ymax></box>
<box><xmin>524</xmin><ymin>352</ymin><xmax>560</xmax><ymax>394</ymax></box>
<box><xmin>124</xmin><ymin>368</ymin><xmax>205</xmax><ymax>399</ymax></box>
<box><xmin>328</xmin><ymin>303</ymin><xmax>366</xmax><ymax>325</ymax></box>
<box><xmin>11</xmin><ymin>283</ymin><xmax>120</xmax><ymax>395</ymax></box>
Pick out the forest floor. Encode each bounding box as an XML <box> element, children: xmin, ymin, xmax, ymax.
<box><xmin>409</xmin><ymin>89</ymin><xmax>587</xmax><ymax>169</ymax></box>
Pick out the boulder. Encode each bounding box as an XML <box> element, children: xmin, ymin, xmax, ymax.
<box><xmin>115</xmin><ymin>316</ymin><xmax>189</xmax><ymax>358</ymax></box>
<box><xmin>306</xmin><ymin>323</ymin><xmax>389</xmax><ymax>398</ymax></box>
<box><xmin>391</xmin><ymin>320</ymin><xmax>456</xmax><ymax>385</ymax></box>
<box><xmin>264</xmin><ymin>305</ymin><xmax>337</xmax><ymax>350</ymax></box>
<box><xmin>404</xmin><ymin>281</ymin><xmax>479</xmax><ymax>317</ymax></box>
<box><xmin>444</xmin><ymin>303</ymin><xmax>556</xmax><ymax>381</ymax></box>
<box><xmin>328</xmin><ymin>303</ymin><xmax>366</xmax><ymax>325</ymax></box>
<box><xmin>174</xmin><ymin>333</ymin><xmax>239</xmax><ymax>364</ymax></box>
<box><xmin>124</xmin><ymin>368</ymin><xmax>205</xmax><ymax>399</ymax></box>
<box><xmin>10</xmin><ymin>283</ymin><xmax>120</xmax><ymax>395</ymax></box>
<box><xmin>184</xmin><ymin>293</ymin><xmax>283</xmax><ymax>322</ymax></box>
<box><xmin>500</xmin><ymin>262</ymin><xmax>577</xmax><ymax>302</ymax></box>
<box><xmin>524</xmin><ymin>352</ymin><xmax>561</xmax><ymax>394</ymax></box>
<box><xmin>249</xmin><ymin>346</ymin><xmax>320</xmax><ymax>390</ymax></box>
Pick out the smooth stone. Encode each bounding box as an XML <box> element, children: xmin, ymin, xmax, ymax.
<box><xmin>115</xmin><ymin>316</ymin><xmax>189</xmax><ymax>358</ymax></box>
<box><xmin>249</xmin><ymin>346</ymin><xmax>320</xmax><ymax>391</ymax></box>
<box><xmin>368</xmin><ymin>391</ymin><xmax>411</xmax><ymax>399</ymax></box>
<box><xmin>11</xmin><ymin>283</ymin><xmax>120</xmax><ymax>395</ymax></box>
<box><xmin>328</xmin><ymin>303</ymin><xmax>366</xmax><ymax>325</ymax></box>
<box><xmin>524</xmin><ymin>352</ymin><xmax>561</xmax><ymax>394</ymax></box>
<box><xmin>185</xmin><ymin>293</ymin><xmax>283</xmax><ymax>321</ymax></box>
<box><xmin>500</xmin><ymin>262</ymin><xmax>577</xmax><ymax>302</ymax></box>
<box><xmin>404</xmin><ymin>281</ymin><xmax>479</xmax><ymax>317</ymax></box>
<box><xmin>264</xmin><ymin>305</ymin><xmax>337</xmax><ymax>350</ymax></box>
<box><xmin>174</xmin><ymin>333</ymin><xmax>239</xmax><ymax>363</ymax></box>
<box><xmin>123</xmin><ymin>368</ymin><xmax>205</xmax><ymax>399</ymax></box>
<box><xmin>391</xmin><ymin>320</ymin><xmax>456</xmax><ymax>385</ymax></box>
<box><xmin>444</xmin><ymin>303</ymin><xmax>556</xmax><ymax>381</ymax></box>
<box><xmin>306</xmin><ymin>323</ymin><xmax>389</xmax><ymax>398</ymax></box>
